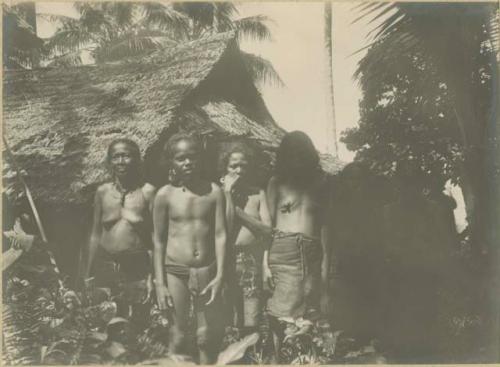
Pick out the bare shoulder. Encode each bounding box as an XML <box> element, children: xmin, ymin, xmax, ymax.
<box><xmin>244</xmin><ymin>186</ymin><xmax>262</xmax><ymax>202</ymax></box>
<box><xmin>96</xmin><ymin>182</ymin><xmax>112</xmax><ymax>196</ymax></box>
<box><xmin>155</xmin><ymin>184</ymin><xmax>173</xmax><ymax>201</ymax></box>
<box><xmin>210</xmin><ymin>182</ymin><xmax>223</xmax><ymax>196</ymax></box>
<box><xmin>142</xmin><ymin>183</ymin><xmax>157</xmax><ymax>199</ymax></box>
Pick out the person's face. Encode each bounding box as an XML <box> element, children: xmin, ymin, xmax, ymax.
<box><xmin>171</xmin><ymin>139</ymin><xmax>200</xmax><ymax>181</ymax></box>
<box><xmin>109</xmin><ymin>143</ymin><xmax>136</xmax><ymax>178</ymax></box>
<box><xmin>226</xmin><ymin>152</ymin><xmax>249</xmax><ymax>181</ymax></box>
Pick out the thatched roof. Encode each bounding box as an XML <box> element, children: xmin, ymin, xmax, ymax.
<box><xmin>3</xmin><ymin>32</ymin><xmax>342</xmax><ymax>206</ymax></box>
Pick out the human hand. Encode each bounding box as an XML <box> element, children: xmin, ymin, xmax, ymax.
<box><xmin>221</xmin><ymin>173</ymin><xmax>240</xmax><ymax>193</ymax></box>
<box><xmin>201</xmin><ymin>276</ymin><xmax>222</xmax><ymax>305</ymax></box>
<box><xmin>263</xmin><ymin>265</ymin><xmax>274</xmax><ymax>290</ymax></box>
<box><xmin>155</xmin><ymin>283</ymin><xmax>173</xmax><ymax>310</ymax></box>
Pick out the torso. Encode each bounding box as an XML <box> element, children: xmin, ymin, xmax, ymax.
<box><xmin>163</xmin><ymin>181</ymin><xmax>218</xmax><ymax>268</ymax></box>
<box><xmin>232</xmin><ymin>187</ymin><xmax>261</xmax><ymax>248</ymax></box>
<box><xmin>99</xmin><ymin>182</ymin><xmax>154</xmax><ymax>254</ymax></box>
<box><xmin>272</xmin><ymin>176</ymin><xmax>328</xmax><ymax>238</ymax></box>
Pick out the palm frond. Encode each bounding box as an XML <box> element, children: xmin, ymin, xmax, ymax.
<box><xmin>37</xmin><ymin>12</ymin><xmax>79</xmax><ymax>25</ymax></box>
<box><xmin>355</xmin><ymin>31</ymin><xmax>420</xmax><ymax>84</ymax></box>
<box><xmin>47</xmin><ymin>23</ymin><xmax>96</xmax><ymax>55</ymax></box>
<box><xmin>101</xmin><ymin>2</ymin><xmax>135</xmax><ymax>29</ymax></box>
<box><xmin>214</xmin><ymin>2</ymin><xmax>238</xmax><ymax>30</ymax></box>
<box><xmin>141</xmin><ymin>2</ymin><xmax>189</xmax><ymax>37</ymax></box>
<box><xmin>3</xmin><ymin>3</ymin><xmax>44</xmax><ymax>69</ymax></box>
<box><xmin>215</xmin><ymin>2</ymin><xmax>238</xmax><ymax>19</ymax></box>
<box><xmin>233</xmin><ymin>15</ymin><xmax>273</xmax><ymax>42</ymax></box>
<box><xmin>4</xmin><ymin>3</ymin><xmax>35</xmax><ymax>32</ymax></box>
<box><xmin>77</xmin><ymin>3</ymin><xmax>110</xmax><ymax>33</ymax></box>
<box><xmin>240</xmin><ymin>51</ymin><xmax>284</xmax><ymax>88</ymax></box>
<box><xmin>486</xmin><ymin>6</ymin><xmax>500</xmax><ymax>60</ymax></box>
<box><xmin>173</xmin><ymin>2</ymin><xmax>215</xmax><ymax>29</ymax></box>
<box><xmin>46</xmin><ymin>50</ymin><xmax>83</xmax><ymax>67</ymax></box>
<box><xmin>93</xmin><ymin>32</ymin><xmax>165</xmax><ymax>63</ymax></box>
<box><xmin>351</xmin><ymin>3</ymin><xmax>390</xmax><ymax>25</ymax></box>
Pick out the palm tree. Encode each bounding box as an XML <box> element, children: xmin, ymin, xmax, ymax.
<box><xmin>42</xmin><ymin>2</ymin><xmax>188</xmax><ymax>66</ymax></box>
<box><xmin>324</xmin><ymin>1</ymin><xmax>338</xmax><ymax>157</ymax></box>
<box><xmin>43</xmin><ymin>2</ymin><xmax>283</xmax><ymax>87</ymax></box>
<box><xmin>172</xmin><ymin>2</ymin><xmax>283</xmax><ymax>87</ymax></box>
<box><xmin>3</xmin><ymin>3</ymin><xmax>44</xmax><ymax>69</ymax></box>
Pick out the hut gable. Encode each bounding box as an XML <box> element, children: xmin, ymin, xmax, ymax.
<box><xmin>3</xmin><ymin>32</ymin><xmax>341</xmax><ymax>206</ymax></box>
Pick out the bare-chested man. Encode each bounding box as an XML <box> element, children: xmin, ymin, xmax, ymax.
<box><xmin>84</xmin><ymin>139</ymin><xmax>156</xmax><ymax>329</ymax></box>
<box><xmin>220</xmin><ymin>143</ymin><xmax>272</xmax><ymax>332</ymax></box>
<box><xmin>266</xmin><ymin>131</ymin><xmax>332</xmax><ymax>324</ymax></box>
<box><xmin>153</xmin><ymin>133</ymin><xmax>226</xmax><ymax>364</ymax></box>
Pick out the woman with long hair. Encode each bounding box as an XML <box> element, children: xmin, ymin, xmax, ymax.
<box><xmin>83</xmin><ymin>138</ymin><xmax>156</xmax><ymax>331</ymax></box>
<box><xmin>266</xmin><ymin>131</ymin><xmax>332</xmax><ymax>326</ymax></box>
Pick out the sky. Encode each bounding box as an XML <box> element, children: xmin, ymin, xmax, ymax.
<box><xmin>36</xmin><ymin>1</ymin><xmax>375</xmax><ymax>162</ymax></box>
<box><xmin>238</xmin><ymin>2</ymin><xmax>372</xmax><ymax>161</ymax></box>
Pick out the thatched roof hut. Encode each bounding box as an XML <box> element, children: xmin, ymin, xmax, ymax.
<box><xmin>3</xmin><ymin>31</ymin><xmax>342</xmax><ymax>207</ymax></box>
<box><xmin>3</xmin><ymin>32</ymin><xmax>343</xmax><ymax>281</ymax></box>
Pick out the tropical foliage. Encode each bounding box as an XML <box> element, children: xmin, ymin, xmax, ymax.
<box><xmin>2</xmin><ymin>3</ymin><xmax>44</xmax><ymax>69</ymax></box>
<box><xmin>348</xmin><ymin>3</ymin><xmax>498</xmax><ymax>359</ymax></box>
<box><xmin>342</xmin><ymin>32</ymin><xmax>467</xmax><ymax>185</ymax></box>
<box><xmin>3</xmin><ymin>243</ymin><xmax>385</xmax><ymax>365</ymax></box>
<box><xmin>351</xmin><ymin>2</ymin><xmax>499</xmax><ymax>253</ymax></box>
<box><xmin>42</xmin><ymin>2</ymin><xmax>283</xmax><ymax>86</ymax></box>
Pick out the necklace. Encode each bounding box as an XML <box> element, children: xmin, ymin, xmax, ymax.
<box><xmin>114</xmin><ymin>182</ymin><xmax>133</xmax><ymax>206</ymax></box>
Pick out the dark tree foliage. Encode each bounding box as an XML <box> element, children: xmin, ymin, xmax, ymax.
<box><xmin>342</xmin><ymin>30</ymin><xmax>493</xmax><ymax>188</ymax></box>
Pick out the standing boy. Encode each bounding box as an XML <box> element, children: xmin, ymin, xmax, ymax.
<box><xmin>153</xmin><ymin>133</ymin><xmax>227</xmax><ymax>364</ymax></box>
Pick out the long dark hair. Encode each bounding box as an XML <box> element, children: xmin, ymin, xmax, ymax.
<box><xmin>274</xmin><ymin>131</ymin><xmax>322</xmax><ymax>186</ymax></box>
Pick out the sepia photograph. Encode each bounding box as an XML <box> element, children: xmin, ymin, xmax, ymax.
<box><xmin>2</xmin><ymin>1</ymin><xmax>499</xmax><ymax>365</ymax></box>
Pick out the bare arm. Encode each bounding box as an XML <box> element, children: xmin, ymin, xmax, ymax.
<box><xmin>266</xmin><ymin>176</ymin><xmax>278</xmax><ymax>227</ymax></box>
<box><xmin>258</xmin><ymin>189</ymin><xmax>274</xmax><ymax>288</ymax></box>
<box><xmin>235</xmin><ymin>189</ymin><xmax>273</xmax><ymax>244</ymax></box>
<box><xmin>83</xmin><ymin>188</ymin><xmax>103</xmax><ymax>279</ymax></box>
<box><xmin>143</xmin><ymin>184</ymin><xmax>157</xmax><ymax>298</ymax></box>
<box><xmin>153</xmin><ymin>188</ymin><xmax>169</xmax><ymax>296</ymax></box>
<box><xmin>214</xmin><ymin>185</ymin><xmax>227</xmax><ymax>279</ymax></box>
<box><xmin>224</xmin><ymin>190</ymin><xmax>236</xmax><ymax>239</ymax></box>
<box><xmin>143</xmin><ymin>184</ymin><xmax>157</xmax><ymax>254</ymax></box>
<box><xmin>234</xmin><ymin>207</ymin><xmax>273</xmax><ymax>240</ymax></box>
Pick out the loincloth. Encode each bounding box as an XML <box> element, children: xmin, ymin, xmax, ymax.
<box><xmin>164</xmin><ymin>258</ymin><xmax>219</xmax><ymax>309</ymax></box>
<box><xmin>267</xmin><ymin>230</ymin><xmax>322</xmax><ymax>320</ymax></box>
